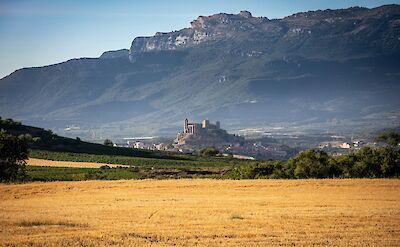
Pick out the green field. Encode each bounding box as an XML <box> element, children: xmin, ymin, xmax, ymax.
<box><xmin>26</xmin><ymin>164</ymin><xmax>228</xmax><ymax>181</ymax></box>
<box><xmin>26</xmin><ymin>150</ymin><xmax>247</xmax><ymax>181</ymax></box>
<box><xmin>29</xmin><ymin>149</ymin><xmax>245</xmax><ymax>169</ymax></box>
<box><xmin>26</xmin><ymin>166</ymin><xmax>141</xmax><ymax>181</ymax></box>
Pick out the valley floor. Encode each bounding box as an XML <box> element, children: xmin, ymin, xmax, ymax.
<box><xmin>0</xmin><ymin>179</ymin><xmax>399</xmax><ymax>246</ymax></box>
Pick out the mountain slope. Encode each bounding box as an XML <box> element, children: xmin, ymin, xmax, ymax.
<box><xmin>1</xmin><ymin>5</ymin><xmax>399</xmax><ymax>139</ymax></box>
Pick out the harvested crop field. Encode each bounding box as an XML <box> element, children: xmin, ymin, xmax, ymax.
<box><xmin>0</xmin><ymin>179</ymin><xmax>399</xmax><ymax>246</ymax></box>
<box><xmin>27</xmin><ymin>158</ymin><xmax>128</xmax><ymax>168</ymax></box>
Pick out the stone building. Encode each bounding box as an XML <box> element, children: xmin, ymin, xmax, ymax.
<box><xmin>183</xmin><ymin>118</ymin><xmax>220</xmax><ymax>134</ymax></box>
<box><xmin>174</xmin><ymin>118</ymin><xmax>242</xmax><ymax>149</ymax></box>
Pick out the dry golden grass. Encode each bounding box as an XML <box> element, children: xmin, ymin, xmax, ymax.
<box><xmin>0</xmin><ymin>179</ymin><xmax>399</xmax><ymax>246</ymax></box>
<box><xmin>27</xmin><ymin>158</ymin><xmax>128</xmax><ymax>168</ymax></box>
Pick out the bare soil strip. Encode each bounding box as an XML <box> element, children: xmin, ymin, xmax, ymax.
<box><xmin>27</xmin><ymin>158</ymin><xmax>128</xmax><ymax>168</ymax></box>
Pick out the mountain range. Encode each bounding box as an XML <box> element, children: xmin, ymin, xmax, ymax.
<box><xmin>1</xmin><ymin>5</ymin><xmax>399</xmax><ymax>140</ymax></box>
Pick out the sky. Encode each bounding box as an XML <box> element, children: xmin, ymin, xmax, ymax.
<box><xmin>0</xmin><ymin>0</ymin><xmax>399</xmax><ymax>78</ymax></box>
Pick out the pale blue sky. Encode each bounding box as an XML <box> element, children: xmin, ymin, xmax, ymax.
<box><xmin>0</xmin><ymin>0</ymin><xmax>399</xmax><ymax>78</ymax></box>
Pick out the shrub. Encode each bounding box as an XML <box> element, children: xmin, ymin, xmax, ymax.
<box><xmin>103</xmin><ymin>139</ymin><xmax>114</xmax><ymax>146</ymax></box>
<box><xmin>199</xmin><ymin>147</ymin><xmax>219</xmax><ymax>157</ymax></box>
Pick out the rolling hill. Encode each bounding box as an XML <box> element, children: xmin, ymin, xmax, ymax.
<box><xmin>0</xmin><ymin>120</ymin><xmax>177</xmax><ymax>159</ymax></box>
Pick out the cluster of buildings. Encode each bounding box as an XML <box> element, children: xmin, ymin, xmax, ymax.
<box><xmin>318</xmin><ymin>140</ymin><xmax>366</xmax><ymax>150</ymax></box>
<box><xmin>223</xmin><ymin>139</ymin><xmax>297</xmax><ymax>160</ymax></box>
<box><xmin>127</xmin><ymin>140</ymin><xmax>167</xmax><ymax>150</ymax></box>
<box><xmin>124</xmin><ymin>139</ymin><xmax>167</xmax><ymax>151</ymax></box>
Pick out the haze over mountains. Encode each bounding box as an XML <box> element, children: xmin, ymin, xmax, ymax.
<box><xmin>1</xmin><ymin>5</ymin><xmax>399</xmax><ymax>139</ymax></box>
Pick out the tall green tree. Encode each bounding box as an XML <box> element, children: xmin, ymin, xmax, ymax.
<box><xmin>0</xmin><ymin>129</ymin><xmax>29</xmax><ymax>181</ymax></box>
<box><xmin>376</xmin><ymin>131</ymin><xmax>400</xmax><ymax>177</ymax></box>
<box><xmin>287</xmin><ymin>150</ymin><xmax>330</xmax><ymax>178</ymax></box>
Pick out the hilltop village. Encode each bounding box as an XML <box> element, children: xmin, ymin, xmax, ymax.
<box><xmin>117</xmin><ymin>119</ymin><xmax>298</xmax><ymax>160</ymax></box>
<box><xmin>174</xmin><ymin>119</ymin><xmax>244</xmax><ymax>151</ymax></box>
<box><xmin>113</xmin><ymin>118</ymin><xmax>381</xmax><ymax>160</ymax></box>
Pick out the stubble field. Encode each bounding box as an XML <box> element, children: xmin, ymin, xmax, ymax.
<box><xmin>0</xmin><ymin>179</ymin><xmax>399</xmax><ymax>246</ymax></box>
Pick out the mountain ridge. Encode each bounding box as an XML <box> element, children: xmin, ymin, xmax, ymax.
<box><xmin>128</xmin><ymin>4</ymin><xmax>400</xmax><ymax>61</ymax></box>
<box><xmin>1</xmin><ymin>5</ymin><xmax>399</xmax><ymax>139</ymax></box>
<box><xmin>3</xmin><ymin>4</ymin><xmax>399</xmax><ymax>79</ymax></box>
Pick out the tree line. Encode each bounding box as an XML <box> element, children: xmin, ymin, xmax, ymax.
<box><xmin>229</xmin><ymin>146</ymin><xmax>399</xmax><ymax>179</ymax></box>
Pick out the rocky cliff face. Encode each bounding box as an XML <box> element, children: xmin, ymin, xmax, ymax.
<box><xmin>129</xmin><ymin>10</ymin><xmax>266</xmax><ymax>61</ymax></box>
<box><xmin>1</xmin><ymin>5</ymin><xmax>399</xmax><ymax>139</ymax></box>
<box><xmin>129</xmin><ymin>5</ymin><xmax>400</xmax><ymax>62</ymax></box>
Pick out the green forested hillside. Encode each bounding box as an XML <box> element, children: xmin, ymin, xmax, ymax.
<box><xmin>0</xmin><ymin>119</ymin><xmax>178</xmax><ymax>159</ymax></box>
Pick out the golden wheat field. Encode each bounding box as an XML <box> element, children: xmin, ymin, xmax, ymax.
<box><xmin>0</xmin><ymin>179</ymin><xmax>399</xmax><ymax>246</ymax></box>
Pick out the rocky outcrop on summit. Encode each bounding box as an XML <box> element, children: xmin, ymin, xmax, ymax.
<box><xmin>129</xmin><ymin>5</ymin><xmax>400</xmax><ymax>62</ymax></box>
<box><xmin>129</xmin><ymin>11</ymin><xmax>269</xmax><ymax>61</ymax></box>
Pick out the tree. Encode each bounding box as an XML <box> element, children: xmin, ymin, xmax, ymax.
<box><xmin>288</xmin><ymin>150</ymin><xmax>330</xmax><ymax>178</ymax></box>
<box><xmin>0</xmin><ymin>129</ymin><xmax>28</xmax><ymax>181</ymax></box>
<box><xmin>354</xmin><ymin>147</ymin><xmax>382</xmax><ymax>178</ymax></box>
<box><xmin>377</xmin><ymin>131</ymin><xmax>400</xmax><ymax>146</ymax></box>
<box><xmin>0</xmin><ymin>118</ymin><xmax>21</xmax><ymax>125</ymax></box>
<box><xmin>376</xmin><ymin>131</ymin><xmax>400</xmax><ymax>177</ymax></box>
<box><xmin>199</xmin><ymin>147</ymin><xmax>219</xmax><ymax>157</ymax></box>
<box><xmin>335</xmin><ymin>153</ymin><xmax>357</xmax><ymax>178</ymax></box>
<box><xmin>103</xmin><ymin>139</ymin><xmax>114</xmax><ymax>146</ymax></box>
<box><xmin>375</xmin><ymin>146</ymin><xmax>400</xmax><ymax>178</ymax></box>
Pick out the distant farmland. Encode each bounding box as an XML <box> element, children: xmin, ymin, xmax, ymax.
<box><xmin>1</xmin><ymin>179</ymin><xmax>399</xmax><ymax>246</ymax></box>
